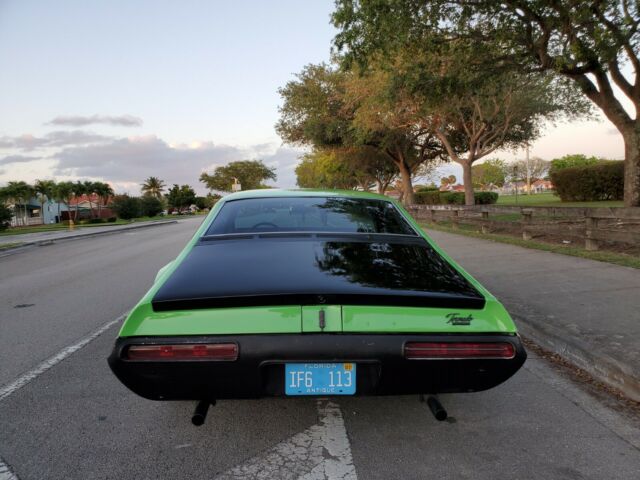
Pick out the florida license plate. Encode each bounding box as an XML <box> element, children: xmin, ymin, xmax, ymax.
<box><xmin>285</xmin><ymin>363</ymin><xmax>356</xmax><ymax>395</ymax></box>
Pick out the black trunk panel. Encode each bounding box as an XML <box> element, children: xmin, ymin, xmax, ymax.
<box><xmin>152</xmin><ymin>236</ymin><xmax>485</xmax><ymax>311</ymax></box>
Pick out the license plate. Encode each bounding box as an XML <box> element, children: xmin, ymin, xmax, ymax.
<box><xmin>285</xmin><ymin>363</ymin><xmax>356</xmax><ymax>396</ymax></box>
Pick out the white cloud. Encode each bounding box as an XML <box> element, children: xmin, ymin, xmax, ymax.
<box><xmin>0</xmin><ymin>154</ymin><xmax>42</xmax><ymax>166</ymax></box>
<box><xmin>46</xmin><ymin>114</ymin><xmax>143</xmax><ymax>127</ymax></box>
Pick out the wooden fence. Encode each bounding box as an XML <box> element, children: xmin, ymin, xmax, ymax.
<box><xmin>407</xmin><ymin>204</ymin><xmax>640</xmax><ymax>251</ymax></box>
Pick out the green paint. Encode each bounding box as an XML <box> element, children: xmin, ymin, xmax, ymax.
<box><xmin>118</xmin><ymin>303</ymin><xmax>303</xmax><ymax>336</ymax></box>
<box><xmin>117</xmin><ymin>189</ymin><xmax>518</xmax><ymax>338</ymax></box>
<box><xmin>342</xmin><ymin>303</ymin><xmax>516</xmax><ymax>333</ymax></box>
<box><xmin>302</xmin><ymin>306</ymin><xmax>342</xmax><ymax>332</ymax></box>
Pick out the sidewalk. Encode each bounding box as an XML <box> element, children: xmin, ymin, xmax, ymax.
<box><xmin>0</xmin><ymin>219</ymin><xmax>178</xmax><ymax>249</ymax></box>
<box><xmin>427</xmin><ymin>229</ymin><xmax>640</xmax><ymax>402</ymax></box>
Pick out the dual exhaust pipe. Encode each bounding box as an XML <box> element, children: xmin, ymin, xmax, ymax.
<box><xmin>191</xmin><ymin>395</ymin><xmax>447</xmax><ymax>426</ymax></box>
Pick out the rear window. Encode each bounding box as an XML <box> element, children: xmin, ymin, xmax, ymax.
<box><xmin>205</xmin><ymin>197</ymin><xmax>417</xmax><ymax>236</ymax></box>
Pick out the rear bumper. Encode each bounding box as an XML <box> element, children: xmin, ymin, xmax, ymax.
<box><xmin>108</xmin><ymin>334</ymin><xmax>526</xmax><ymax>400</ymax></box>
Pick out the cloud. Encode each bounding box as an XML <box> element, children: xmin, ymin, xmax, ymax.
<box><xmin>51</xmin><ymin>137</ymin><xmax>304</xmax><ymax>193</ymax></box>
<box><xmin>47</xmin><ymin>114</ymin><xmax>143</xmax><ymax>127</ymax></box>
<box><xmin>52</xmin><ymin>136</ymin><xmax>246</xmax><ymax>192</ymax></box>
<box><xmin>0</xmin><ymin>154</ymin><xmax>42</xmax><ymax>166</ymax></box>
<box><xmin>0</xmin><ymin>130</ymin><xmax>113</xmax><ymax>151</ymax></box>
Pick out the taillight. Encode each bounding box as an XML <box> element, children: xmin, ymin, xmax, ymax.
<box><xmin>404</xmin><ymin>342</ymin><xmax>515</xmax><ymax>360</ymax></box>
<box><xmin>126</xmin><ymin>343</ymin><xmax>238</xmax><ymax>361</ymax></box>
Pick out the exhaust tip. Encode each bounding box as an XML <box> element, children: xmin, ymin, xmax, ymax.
<box><xmin>426</xmin><ymin>396</ymin><xmax>448</xmax><ymax>421</ymax></box>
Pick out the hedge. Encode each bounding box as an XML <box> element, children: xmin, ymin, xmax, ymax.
<box><xmin>550</xmin><ymin>161</ymin><xmax>624</xmax><ymax>201</ymax></box>
<box><xmin>414</xmin><ymin>191</ymin><xmax>498</xmax><ymax>205</ymax></box>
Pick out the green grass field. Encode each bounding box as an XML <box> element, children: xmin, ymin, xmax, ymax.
<box><xmin>421</xmin><ymin>222</ymin><xmax>640</xmax><ymax>269</ymax></box>
<box><xmin>0</xmin><ymin>216</ymin><xmax>167</xmax><ymax>237</ymax></box>
<box><xmin>496</xmin><ymin>192</ymin><xmax>623</xmax><ymax>208</ymax></box>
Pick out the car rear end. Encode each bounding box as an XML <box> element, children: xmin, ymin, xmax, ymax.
<box><xmin>108</xmin><ymin>191</ymin><xmax>526</xmax><ymax>400</ymax></box>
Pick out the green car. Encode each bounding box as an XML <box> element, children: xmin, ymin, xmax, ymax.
<box><xmin>108</xmin><ymin>189</ymin><xmax>525</xmax><ymax>419</ymax></box>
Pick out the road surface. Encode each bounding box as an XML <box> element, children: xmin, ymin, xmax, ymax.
<box><xmin>1</xmin><ymin>217</ymin><xmax>639</xmax><ymax>480</ymax></box>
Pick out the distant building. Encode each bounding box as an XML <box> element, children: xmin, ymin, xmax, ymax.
<box><xmin>439</xmin><ymin>184</ymin><xmax>466</xmax><ymax>193</ymax></box>
<box><xmin>7</xmin><ymin>197</ymin><xmax>68</xmax><ymax>226</ymax></box>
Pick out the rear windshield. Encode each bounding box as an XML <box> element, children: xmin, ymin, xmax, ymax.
<box><xmin>205</xmin><ymin>197</ymin><xmax>417</xmax><ymax>236</ymax></box>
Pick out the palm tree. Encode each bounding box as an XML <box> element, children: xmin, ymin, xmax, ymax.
<box><xmin>53</xmin><ymin>182</ymin><xmax>74</xmax><ymax>222</ymax></box>
<box><xmin>141</xmin><ymin>177</ymin><xmax>166</xmax><ymax>199</ymax></box>
<box><xmin>72</xmin><ymin>181</ymin><xmax>86</xmax><ymax>222</ymax></box>
<box><xmin>93</xmin><ymin>182</ymin><xmax>114</xmax><ymax>218</ymax></box>
<box><xmin>3</xmin><ymin>181</ymin><xmax>34</xmax><ymax>226</ymax></box>
<box><xmin>34</xmin><ymin>179</ymin><xmax>56</xmax><ymax>224</ymax></box>
<box><xmin>83</xmin><ymin>181</ymin><xmax>98</xmax><ymax>218</ymax></box>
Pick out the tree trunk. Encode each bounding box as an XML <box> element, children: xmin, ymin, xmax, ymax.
<box><xmin>462</xmin><ymin>161</ymin><xmax>474</xmax><ymax>206</ymax></box>
<box><xmin>623</xmin><ymin>125</ymin><xmax>640</xmax><ymax>207</ymax></box>
<box><xmin>398</xmin><ymin>160</ymin><xmax>414</xmax><ymax>205</ymax></box>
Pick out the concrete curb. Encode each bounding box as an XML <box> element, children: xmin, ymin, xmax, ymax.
<box><xmin>515</xmin><ymin>314</ymin><xmax>640</xmax><ymax>403</ymax></box>
<box><xmin>0</xmin><ymin>220</ymin><xmax>178</xmax><ymax>257</ymax></box>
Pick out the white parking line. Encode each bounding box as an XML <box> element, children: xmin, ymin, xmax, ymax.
<box><xmin>0</xmin><ymin>314</ymin><xmax>124</xmax><ymax>480</ymax></box>
<box><xmin>0</xmin><ymin>314</ymin><xmax>124</xmax><ymax>402</ymax></box>
<box><xmin>0</xmin><ymin>459</ymin><xmax>18</xmax><ymax>480</ymax></box>
<box><xmin>215</xmin><ymin>399</ymin><xmax>357</xmax><ymax>480</ymax></box>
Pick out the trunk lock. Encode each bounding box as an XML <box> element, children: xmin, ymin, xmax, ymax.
<box><xmin>318</xmin><ymin>309</ymin><xmax>326</xmax><ymax>331</ymax></box>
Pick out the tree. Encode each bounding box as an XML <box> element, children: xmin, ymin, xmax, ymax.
<box><xmin>200</xmin><ymin>160</ymin><xmax>276</xmax><ymax>192</ymax></box>
<box><xmin>165</xmin><ymin>184</ymin><xmax>196</xmax><ymax>210</ymax></box>
<box><xmin>53</xmin><ymin>181</ymin><xmax>74</xmax><ymax>223</ymax></box>
<box><xmin>0</xmin><ymin>181</ymin><xmax>34</xmax><ymax>226</ymax></box>
<box><xmin>549</xmin><ymin>154</ymin><xmax>601</xmax><ymax>175</ymax></box>
<box><xmin>370</xmin><ymin>40</ymin><xmax>586</xmax><ymax>204</ymax></box>
<box><xmin>440</xmin><ymin>175</ymin><xmax>457</xmax><ymax>187</ymax></box>
<box><xmin>0</xmin><ymin>204</ymin><xmax>11</xmax><ymax>230</ymax></box>
<box><xmin>140</xmin><ymin>196</ymin><xmax>163</xmax><ymax>217</ymax></box>
<box><xmin>472</xmin><ymin>159</ymin><xmax>507</xmax><ymax>190</ymax></box>
<box><xmin>296</xmin><ymin>150</ymin><xmax>360</xmax><ymax>190</ymax></box>
<box><xmin>93</xmin><ymin>182</ymin><xmax>114</xmax><ymax>219</ymax></box>
<box><xmin>34</xmin><ymin>179</ymin><xmax>56</xmax><ymax>223</ymax></box>
<box><xmin>512</xmin><ymin>157</ymin><xmax>550</xmax><ymax>193</ymax></box>
<box><xmin>277</xmin><ymin>63</ymin><xmax>442</xmax><ymax>204</ymax></box>
<box><xmin>71</xmin><ymin>181</ymin><xmax>87</xmax><ymax>222</ymax></box>
<box><xmin>111</xmin><ymin>195</ymin><xmax>141</xmax><ymax>220</ymax></box>
<box><xmin>141</xmin><ymin>177</ymin><xmax>166</xmax><ymax>199</ymax></box>
<box><xmin>332</xmin><ymin>0</ymin><xmax>640</xmax><ymax>206</ymax></box>
<box><xmin>82</xmin><ymin>181</ymin><xmax>97</xmax><ymax>218</ymax></box>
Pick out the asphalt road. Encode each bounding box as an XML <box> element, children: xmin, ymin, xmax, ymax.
<box><xmin>1</xmin><ymin>217</ymin><xmax>639</xmax><ymax>480</ymax></box>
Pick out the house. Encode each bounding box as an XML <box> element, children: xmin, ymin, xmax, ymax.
<box><xmin>531</xmin><ymin>179</ymin><xmax>554</xmax><ymax>193</ymax></box>
<box><xmin>8</xmin><ymin>197</ymin><xmax>69</xmax><ymax>226</ymax></box>
<box><xmin>439</xmin><ymin>184</ymin><xmax>466</xmax><ymax>193</ymax></box>
<box><xmin>64</xmin><ymin>194</ymin><xmax>114</xmax><ymax>220</ymax></box>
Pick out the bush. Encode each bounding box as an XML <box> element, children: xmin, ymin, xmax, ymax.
<box><xmin>416</xmin><ymin>185</ymin><xmax>440</xmax><ymax>193</ymax></box>
<box><xmin>414</xmin><ymin>191</ymin><xmax>498</xmax><ymax>205</ymax></box>
<box><xmin>549</xmin><ymin>154</ymin><xmax>600</xmax><ymax>175</ymax></box>
<box><xmin>0</xmin><ymin>204</ymin><xmax>12</xmax><ymax>231</ymax></box>
<box><xmin>474</xmin><ymin>192</ymin><xmax>499</xmax><ymax>205</ymax></box>
<box><xmin>106</xmin><ymin>216</ymin><xmax>117</xmax><ymax>222</ymax></box>
<box><xmin>110</xmin><ymin>195</ymin><xmax>141</xmax><ymax>220</ymax></box>
<box><xmin>140</xmin><ymin>196</ymin><xmax>164</xmax><ymax>217</ymax></box>
<box><xmin>414</xmin><ymin>191</ymin><xmax>443</xmax><ymax>204</ymax></box>
<box><xmin>550</xmin><ymin>161</ymin><xmax>624</xmax><ymax>201</ymax></box>
<box><xmin>442</xmin><ymin>192</ymin><xmax>466</xmax><ymax>205</ymax></box>
<box><xmin>87</xmin><ymin>218</ymin><xmax>105</xmax><ymax>224</ymax></box>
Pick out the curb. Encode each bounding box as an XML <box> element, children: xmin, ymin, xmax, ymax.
<box><xmin>0</xmin><ymin>220</ymin><xmax>178</xmax><ymax>257</ymax></box>
<box><xmin>515</xmin><ymin>314</ymin><xmax>640</xmax><ymax>403</ymax></box>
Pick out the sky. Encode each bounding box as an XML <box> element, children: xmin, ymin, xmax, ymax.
<box><xmin>0</xmin><ymin>0</ymin><xmax>628</xmax><ymax>194</ymax></box>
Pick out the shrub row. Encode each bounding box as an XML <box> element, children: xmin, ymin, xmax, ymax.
<box><xmin>110</xmin><ymin>195</ymin><xmax>164</xmax><ymax>219</ymax></box>
<box><xmin>550</xmin><ymin>161</ymin><xmax>624</xmax><ymax>201</ymax></box>
<box><xmin>414</xmin><ymin>191</ymin><xmax>498</xmax><ymax>205</ymax></box>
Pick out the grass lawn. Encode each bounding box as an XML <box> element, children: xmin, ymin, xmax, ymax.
<box><xmin>0</xmin><ymin>216</ymin><xmax>168</xmax><ymax>237</ymax></box>
<box><xmin>421</xmin><ymin>222</ymin><xmax>640</xmax><ymax>270</ymax></box>
<box><xmin>496</xmin><ymin>192</ymin><xmax>624</xmax><ymax>208</ymax></box>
